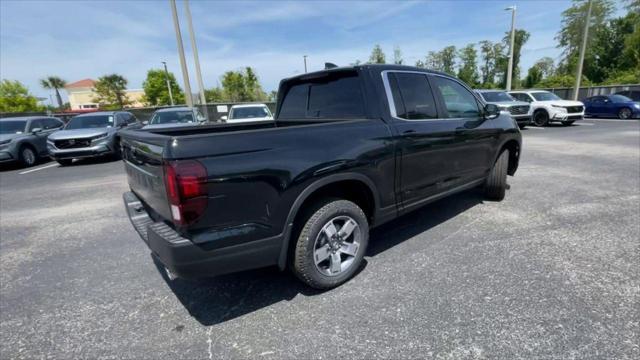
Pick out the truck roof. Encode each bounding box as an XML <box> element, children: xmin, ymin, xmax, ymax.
<box><xmin>282</xmin><ymin>64</ymin><xmax>451</xmax><ymax>83</ymax></box>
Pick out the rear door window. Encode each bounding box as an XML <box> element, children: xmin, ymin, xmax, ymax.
<box><xmin>387</xmin><ymin>72</ymin><xmax>438</xmax><ymax>120</ymax></box>
<box><xmin>278</xmin><ymin>72</ymin><xmax>365</xmax><ymax>120</ymax></box>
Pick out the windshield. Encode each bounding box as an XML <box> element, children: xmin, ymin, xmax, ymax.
<box><xmin>481</xmin><ymin>91</ymin><xmax>515</xmax><ymax>102</ymax></box>
<box><xmin>0</xmin><ymin>120</ymin><xmax>27</xmax><ymax>134</ymax></box>
<box><xmin>230</xmin><ymin>106</ymin><xmax>270</xmax><ymax>119</ymax></box>
<box><xmin>610</xmin><ymin>94</ymin><xmax>632</xmax><ymax>103</ymax></box>
<box><xmin>150</xmin><ymin>110</ymin><xmax>196</xmax><ymax>124</ymax></box>
<box><xmin>65</xmin><ymin>115</ymin><xmax>114</xmax><ymax>129</ymax></box>
<box><xmin>531</xmin><ymin>92</ymin><xmax>561</xmax><ymax>101</ymax></box>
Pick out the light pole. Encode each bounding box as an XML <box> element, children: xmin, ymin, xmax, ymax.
<box><xmin>505</xmin><ymin>5</ymin><xmax>516</xmax><ymax>91</ymax></box>
<box><xmin>169</xmin><ymin>0</ymin><xmax>193</xmax><ymax>108</ymax></box>
<box><xmin>573</xmin><ymin>0</ymin><xmax>593</xmax><ymax>101</ymax></box>
<box><xmin>184</xmin><ymin>0</ymin><xmax>207</xmax><ymax>110</ymax></box>
<box><xmin>162</xmin><ymin>61</ymin><xmax>175</xmax><ymax>106</ymax></box>
<box><xmin>303</xmin><ymin>55</ymin><xmax>308</xmax><ymax>73</ymax></box>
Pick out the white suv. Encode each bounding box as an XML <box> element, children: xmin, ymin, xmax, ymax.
<box><xmin>508</xmin><ymin>90</ymin><xmax>585</xmax><ymax>126</ymax></box>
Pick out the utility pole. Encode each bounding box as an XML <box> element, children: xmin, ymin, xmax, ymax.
<box><xmin>169</xmin><ymin>0</ymin><xmax>193</xmax><ymax>107</ymax></box>
<box><xmin>573</xmin><ymin>0</ymin><xmax>593</xmax><ymax>101</ymax></box>
<box><xmin>303</xmin><ymin>55</ymin><xmax>308</xmax><ymax>73</ymax></box>
<box><xmin>184</xmin><ymin>0</ymin><xmax>207</xmax><ymax>109</ymax></box>
<box><xmin>161</xmin><ymin>61</ymin><xmax>175</xmax><ymax>106</ymax></box>
<box><xmin>505</xmin><ymin>5</ymin><xmax>516</xmax><ymax>91</ymax></box>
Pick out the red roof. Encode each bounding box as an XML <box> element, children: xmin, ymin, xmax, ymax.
<box><xmin>65</xmin><ymin>78</ymin><xmax>96</xmax><ymax>89</ymax></box>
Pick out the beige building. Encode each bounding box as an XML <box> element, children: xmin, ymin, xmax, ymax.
<box><xmin>65</xmin><ymin>78</ymin><xmax>145</xmax><ymax>110</ymax></box>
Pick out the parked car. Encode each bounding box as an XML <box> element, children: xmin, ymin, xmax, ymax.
<box><xmin>475</xmin><ymin>89</ymin><xmax>531</xmax><ymax>128</ymax></box>
<box><xmin>508</xmin><ymin>90</ymin><xmax>584</xmax><ymax>126</ymax></box>
<box><xmin>143</xmin><ymin>107</ymin><xmax>207</xmax><ymax>129</ymax></box>
<box><xmin>583</xmin><ymin>94</ymin><xmax>640</xmax><ymax>119</ymax></box>
<box><xmin>120</xmin><ymin>65</ymin><xmax>521</xmax><ymax>289</ymax></box>
<box><xmin>0</xmin><ymin>116</ymin><xmax>65</xmax><ymax>167</ymax></box>
<box><xmin>47</xmin><ymin>111</ymin><xmax>142</xmax><ymax>166</ymax></box>
<box><xmin>614</xmin><ymin>90</ymin><xmax>640</xmax><ymax>102</ymax></box>
<box><xmin>221</xmin><ymin>103</ymin><xmax>273</xmax><ymax>123</ymax></box>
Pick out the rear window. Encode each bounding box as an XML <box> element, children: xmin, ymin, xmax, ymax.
<box><xmin>278</xmin><ymin>72</ymin><xmax>365</xmax><ymax>120</ymax></box>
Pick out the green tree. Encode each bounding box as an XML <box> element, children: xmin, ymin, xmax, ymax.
<box><xmin>368</xmin><ymin>44</ymin><xmax>386</xmax><ymax>64</ymax></box>
<box><xmin>214</xmin><ymin>67</ymin><xmax>268</xmax><ymax>102</ymax></box>
<box><xmin>533</xmin><ymin>57</ymin><xmax>556</xmax><ymax>78</ymax></box>
<box><xmin>536</xmin><ymin>74</ymin><xmax>592</xmax><ymax>87</ymax></box>
<box><xmin>393</xmin><ymin>46</ymin><xmax>403</xmax><ymax>65</ymax></box>
<box><xmin>0</xmin><ymin>80</ymin><xmax>42</xmax><ymax>112</ymax></box>
<box><xmin>479</xmin><ymin>40</ymin><xmax>505</xmax><ymax>86</ymax></box>
<box><xmin>425</xmin><ymin>46</ymin><xmax>456</xmax><ymax>75</ymax></box>
<box><xmin>457</xmin><ymin>44</ymin><xmax>479</xmax><ymax>86</ymax></box>
<box><xmin>268</xmin><ymin>90</ymin><xmax>278</xmax><ymax>102</ymax></box>
<box><xmin>93</xmin><ymin>74</ymin><xmax>129</xmax><ymax>109</ymax></box>
<box><xmin>556</xmin><ymin>0</ymin><xmax>615</xmax><ymax>75</ymax></box>
<box><xmin>142</xmin><ymin>69</ymin><xmax>184</xmax><ymax>106</ymax></box>
<box><xmin>502</xmin><ymin>29</ymin><xmax>530</xmax><ymax>88</ymax></box>
<box><xmin>244</xmin><ymin>67</ymin><xmax>268</xmax><ymax>101</ymax></box>
<box><xmin>204</xmin><ymin>87</ymin><xmax>225</xmax><ymax>102</ymax></box>
<box><xmin>39</xmin><ymin>76</ymin><xmax>66</xmax><ymax>109</ymax></box>
<box><xmin>524</xmin><ymin>66</ymin><xmax>543</xmax><ymax>88</ymax></box>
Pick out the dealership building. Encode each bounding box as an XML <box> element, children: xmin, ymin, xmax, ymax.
<box><xmin>64</xmin><ymin>78</ymin><xmax>145</xmax><ymax>110</ymax></box>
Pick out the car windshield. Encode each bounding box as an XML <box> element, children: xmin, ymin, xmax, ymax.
<box><xmin>65</xmin><ymin>115</ymin><xmax>114</xmax><ymax>129</ymax></box>
<box><xmin>610</xmin><ymin>94</ymin><xmax>632</xmax><ymax>103</ymax></box>
<box><xmin>481</xmin><ymin>91</ymin><xmax>515</xmax><ymax>102</ymax></box>
<box><xmin>531</xmin><ymin>92</ymin><xmax>561</xmax><ymax>101</ymax></box>
<box><xmin>0</xmin><ymin>120</ymin><xmax>27</xmax><ymax>134</ymax></box>
<box><xmin>230</xmin><ymin>106</ymin><xmax>269</xmax><ymax>119</ymax></box>
<box><xmin>150</xmin><ymin>110</ymin><xmax>195</xmax><ymax>124</ymax></box>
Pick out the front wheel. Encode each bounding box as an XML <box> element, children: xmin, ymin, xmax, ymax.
<box><xmin>485</xmin><ymin>150</ymin><xmax>509</xmax><ymax>201</ymax></box>
<box><xmin>293</xmin><ymin>199</ymin><xmax>369</xmax><ymax>289</ymax></box>
<box><xmin>19</xmin><ymin>146</ymin><xmax>37</xmax><ymax>167</ymax></box>
<box><xmin>562</xmin><ymin>120</ymin><xmax>575</xmax><ymax>126</ymax></box>
<box><xmin>618</xmin><ymin>108</ymin><xmax>632</xmax><ymax>120</ymax></box>
<box><xmin>533</xmin><ymin>110</ymin><xmax>549</xmax><ymax>127</ymax></box>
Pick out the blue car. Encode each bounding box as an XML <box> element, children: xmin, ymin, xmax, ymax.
<box><xmin>583</xmin><ymin>94</ymin><xmax>640</xmax><ymax>119</ymax></box>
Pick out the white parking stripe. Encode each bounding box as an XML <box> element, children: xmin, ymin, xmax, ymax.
<box><xmin>526</xmin><ymin>127</ymin><xmax>545</xmax><ymax>130</ymax></box>
<box><xmin>576</xmin><ymin>122</ymin><xmax>594</xmax><ymax>125</ymax></box>
<box><xmin>19</xmin><ymin>163</ymin><xmax>59</xmax><ymax>175</ymax></box>
<box><xmin>585</xmin><ymin>118</ymin><xmax>639</xmax><ymax>122</ymax></box>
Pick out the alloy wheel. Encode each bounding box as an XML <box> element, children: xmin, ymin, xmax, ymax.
<box><xmin>22</xmin><ymin>148</ymin><xmax>35</xmax><ymax>166</ymax></box>
<box><xmin>619</xmin><ymin>108</ymin><xmax>631</xmax><ymax>119</ymax></box>
<box><xmin>313</xmin><ymin>216</ymin><xmax>361</xmax><ymax>276</ymax></box>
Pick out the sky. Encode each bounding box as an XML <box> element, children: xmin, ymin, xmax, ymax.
<box><xmin>0</xmin><ymin>0</ymin><xmax>627</xmax><ymax>105</ymax></box>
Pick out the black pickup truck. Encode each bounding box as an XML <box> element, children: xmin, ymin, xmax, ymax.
<box><xmin>121</xmin><ymin>65</ymin><xmax>521</xmax><ymax>289</ymax></box>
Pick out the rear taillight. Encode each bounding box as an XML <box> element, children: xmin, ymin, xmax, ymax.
<box><xmin>163</xmin><ymin>160</ymin><xmax>208</xmax><ymax>225</ymax></box>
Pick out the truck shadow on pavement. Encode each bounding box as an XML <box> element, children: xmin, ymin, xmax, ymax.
<box><xmin>156</xmin><ymin>189</ymin><xmax>484</xmax><ymax>326</ymax></box>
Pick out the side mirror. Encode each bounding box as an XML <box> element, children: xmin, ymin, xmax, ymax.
<box><xmin>483</xmin><ymin>104</ymin><xmax>500</xmax><ymax>119</ymax></box>
<box><xmin>31</xmin><ymin>127</ymin><xmax>43</xmax><ymax>134</ymax></box>
<box><xmin>118</xmin><ymin>122</ymin><xmax>128</xmax><ymax>128</ymax></box>
<box><xmin>142</xmin><ymin>121</ymin><xmax>149</xmax><ymax>126</ymax></box>
<box><xmin>220</xmin><ymin>115</ymin><xmax>228</xmax><ymax>121</ymax></box>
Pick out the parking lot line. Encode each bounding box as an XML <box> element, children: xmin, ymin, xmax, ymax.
<box><xmin>19</xmin><ymin>163</ymin><xmax>59</xmax><ymax>175</ymax></box>
<box><xmin>586</xmin><ymin>118</ymin><xmax>640</xmax><ymax>122</ymax></box>
<box><xmin>577</xmin><ymin>122</ymin><xmax>594</xmax><ymax>126</ymax></box>
<box><xmin>526</xmin><ymin>127</ymin><xmax>545</xmax><ymax>130</ymax></box>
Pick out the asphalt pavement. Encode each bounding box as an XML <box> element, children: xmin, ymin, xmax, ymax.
<box><xmin>1</xmin><ymin>119</ymin><xmax>638</xmax><ymax>359</ymax></box>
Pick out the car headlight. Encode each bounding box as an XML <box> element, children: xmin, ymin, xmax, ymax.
<box><xmin>634</xmin><ymin>103</ymin><xmax>640</xmax><ymax>109</ymax></box>
<box><xmin>91</xmin><ymin>133</ymin><xmax>109</xmax><ymax>143</ymax></box>
<box><xmin>551</xmin><ymin>105</ymin><xmax>567</xmax><ymax>112</ymax></box>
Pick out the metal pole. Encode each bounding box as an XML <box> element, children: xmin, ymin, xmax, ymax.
<box><xmin>169</xmin><ymin>0</ymin><xmax>193</xmax><ymax>107</ymax></box>
<box><xmin>162</xmin><ymin>61</ymin><xmax>175</xmax><ymax>106</ymax></box>
<box><xmin>184</xmin><ymin>0</ymin><xmax>207</xmax><ymax>108</ymax></box>
<box><xmin>303</xmin><ymin>55</ymin><xmax>308</xmax><ymax>73</ymax></box>
<box><xmin>573</xmin><ymin>0</ymin><xmax>593</xmax><ymax>101</ymax></box>
<box><xmin>505</xmin><ymin>6</ymin><xmax>516</xmax><ymax>91</ymax></box>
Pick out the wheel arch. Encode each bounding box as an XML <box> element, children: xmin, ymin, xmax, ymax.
<box><xmin>277</xmin><ymin>173</ymin><xmax>379</xmax><ymax>269</ymax></box>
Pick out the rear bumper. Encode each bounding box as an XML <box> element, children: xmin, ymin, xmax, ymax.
<box><xmin>123</xmin><ymin>191</ymin><xmax>281</xmax><ymax>279</ymax></box>
<box><xmin>48</xmin><ymin>144</ymin><xmax>113</xmax><ymax>160</ymax></box>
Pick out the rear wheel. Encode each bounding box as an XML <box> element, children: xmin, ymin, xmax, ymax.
<box><xmin>518</xmin><ymin>124</ymin><xmax>526</xmax><ymax>129</ymax></box>
<box><xmin>293</xmin><ymin>199</ymin><xmax>369</xmax><ymax>289</ymax></box>
<box><xmin>56</xmin><ymin>159</ymin><xmax>73</xmax><ymax>166</ymax></box>
<box><xmin>19</xmin><ymin>146</ymin><xmax>37</xmax><ymax>167</ymax></box>
<box><xmin>533</xmin><ymin>110</ymin><xmax>549</xmax><ymax>127</ymax></box>
<box><xmin>562</xmin><ymin>120</ymin><xmax>575</xmax><ymax>126</ymax></box>
<box><xmin>485</xmin><ymin>150</ymin><xmax>509</xmax><ymax>201</ymax></box>
<box><xmin>618</xmin><ymin>107</ymin><xmax>632</xmax><ymax>119</ymax></box>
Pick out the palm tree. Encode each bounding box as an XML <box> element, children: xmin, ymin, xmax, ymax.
<box><xmin>40</xmin><ymin>76</ymin><xmax>66</xmax><ymax>109</ymax></box>
<box><xmin>93</xmin><ymin>74</ymin><xmax>129</xmax><ymax>109</ymax></box>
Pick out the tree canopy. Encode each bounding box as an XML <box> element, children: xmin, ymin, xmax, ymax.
<box><xmin>40</xmin><ymin>76</ymin><xmax>66</xmax><ymax>109</ymax></box>
<box><xmin>205</xmin><ymin>67</ymin><xmax>268</xmax><ymax>103</ymax></box>
<box><xmin>142</xmin><ymin>69</ymin><xmax>185</xmax><ymax>106</ymax></box>
<box><xmin>93</xmin><ymin>74</ymin><xmax>130</xmax><ymax>109</ymax></box>
<box><xmin>0</xmin><ymin>80</ymin><xmax>43</xmax><ymax>113</ymax></box>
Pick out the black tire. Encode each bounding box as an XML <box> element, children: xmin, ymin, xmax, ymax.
<box><xmin>112</xmin><ymin>138</ymin><xmax>122</xmax><ymax>160</ymax></box>
<box><xmin>618</xmin><ymin>107</ymin><xmax>632</xmax><ymax>120</ymax></box>
<box><xmin>19</xmin><ymin>146</ymin><xmax>37</xmax><ymax>167</ymax></box>
<box><xmin>485</xmin><ymin>150</ymin><xmax>509</xmax><ymax>201</ymax></box>
<box><xmin>518</xmin><ymin>124</ymin><xmax>526</xmax><ymax>130</ymax></box>
<box><xmin>292</xmin><ymin>199</ymin><xmax>369</xmax><ymax>289</ymax></box>
<box><xmin>562</xmin><ymin>120</ymin><xmax>575</xmax><ymax>126</ymax></box>
<box><xmin>533</xmin><ymin>110</ymin><xmax>549</xmax><ymax>127</ymax></box>
<box><xmin>56</xmin><ymin>159</ymin><xmax>73</xmax><ymax>166</ymax></box>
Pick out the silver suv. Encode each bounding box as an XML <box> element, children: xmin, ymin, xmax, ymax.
<box><xmin>47</xmin><ymin>111</ymin><xmax>142</xmax><ymax>166</ymax></box>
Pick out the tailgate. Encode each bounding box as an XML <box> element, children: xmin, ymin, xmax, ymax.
<box><xmin>120</xmin><ymin>133</ymin><xmax>172</xmax><ymax>222</ymax></box>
